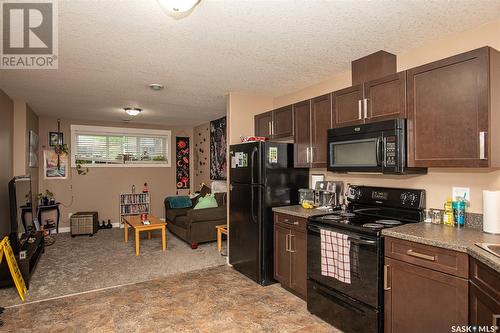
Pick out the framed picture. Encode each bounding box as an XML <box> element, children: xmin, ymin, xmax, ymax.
<box><xmin>49</xmin><ymin>132</ymin><xmax>63</xmax><ymax>147</ymax></box>
<box><xmin>29</xmin><ymin>130</ymin><xmax>39</xmax><ymax>167</ymax></box>
<box><xmin>44</xmin><ymin>149</ymin><xmax>67</xmax><ymax>179</ymax></box>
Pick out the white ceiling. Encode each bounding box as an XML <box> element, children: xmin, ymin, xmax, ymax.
<box><xmin>1</xmin><ymin>0</ymin><xmax>499</xmax><ymax>126</ymax></box>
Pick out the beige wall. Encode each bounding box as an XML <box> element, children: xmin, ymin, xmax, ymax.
<box><xmin>11</xmin><ymin>101</ymin><xmax>39</xmax><ymax>207</ymax></box>
<box><xmin>13</xmin><ymin>101</ymin><xmax>27</xmax><ymax>176</ymax></box>
<box><xmin>228</xmin><ymin>18</ymin><xmax>500</xmax><ymax>214</ymax></box>
<box><xmin>0</xmin><ymin>90</ymin><xmax>14</xmax><ymax>237</ymax></box>
<box><xmin>25</xmin><ymin>105</ymin><xmax>39</xmax><ymax>205</ymax></box>
<box><xmin>227</xmin><ymin>93</ymin><xmax>274</xmax><ymax>145</ymax></box>
<box><xmin>193</xmin><ymin>122</ymin><xmax>211</xmax><ymax>189</ymax></box>
<box><xmin>38</xmin><ymin>117</ymin><xmax>193</xmax><ymax>228</ymax></box>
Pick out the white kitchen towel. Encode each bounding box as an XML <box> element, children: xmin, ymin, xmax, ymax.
<box><xmin>483</xmin><ymin>190</ymin><xmax>500</xmax><ymax>234</ymax></box>
<box><xmin>320</xmin><ymin>229</ymin><xmax>351</xmax><ymax>284</ymax></box>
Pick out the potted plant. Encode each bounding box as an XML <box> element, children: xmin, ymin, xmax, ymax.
<box><xmin>54</xmin><ymin>143</ymin><xmax>69</xmax><ymax>155</ymax></box>
<box><xmin>76</xmin><ymin>159</ymin><xmax>89</xmax><ymax>175</ymax></box>
<box><xmin>45</xmin><ymin>189</ymin><xmax>55</xmax><ymax>205</ymax></box>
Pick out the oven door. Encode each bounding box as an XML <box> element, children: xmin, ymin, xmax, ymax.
<box><xmin>307</xmin><ymin>223</ymin><xmax>382</xmax><ymax>309</ymax></box>
<box><xmin>328</xmin><ymin>135</ymin><xmax>384</xmax><ymax>173</ymax></box>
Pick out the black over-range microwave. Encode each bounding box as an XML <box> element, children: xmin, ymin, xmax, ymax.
<box><xmin>327</xmin><ymin>119</ymin><xmax>427</xmax><ymax>174</ymax></box>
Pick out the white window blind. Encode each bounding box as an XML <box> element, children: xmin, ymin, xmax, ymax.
<box><xmin>71</xmin><ymin>125</ymin><xmax>171</xmax><ymax>167</ymax></box>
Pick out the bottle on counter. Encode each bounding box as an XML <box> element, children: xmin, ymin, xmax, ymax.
<box><xmin>444</xmin><ymin>198</ymin><xmax>454</xmax><ymax>226</ymax></box>
<box><xmin>453</xmin><ymin>197</ymin><xmax>466</xmax><ymax>228</ymax></box>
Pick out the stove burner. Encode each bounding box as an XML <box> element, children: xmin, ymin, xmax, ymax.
<box><xmin>320</xmin><ymin>215</ymin><xmax>343</xmax><ymax>221</ymax></box>
<box><xmin>376</xmin><ymin>219</ymin><xmax>402</xmax><ymax>226</ymax></box>
<box><xmin>338</xmin><ymin>212</ymin><xmax>356</xmax><ymax>218</ymax></box>
<box><xmin>362</xmin><ymin>223</ymin><xmax>385</xmax><ymax>229</ymax></box>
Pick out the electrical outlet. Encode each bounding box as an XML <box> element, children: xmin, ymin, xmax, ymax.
<box><xmin>68</xmin><ymin>212</ymin><xmax>73</xmax><ymax>219</ymax></box>
<box><xmin>452</xmin><ymin>187</ymin><xmax>470</xmax><ymax>202</ymax></box>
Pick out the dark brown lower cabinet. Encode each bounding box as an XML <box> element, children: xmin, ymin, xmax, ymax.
<box><xmin>273</xmin><ymin>213</ymin><xmax>307</xmax><ymax>300</ymax></box>
<box><xmin>469</xmin><ymin>257</ymin><xmax>500</xmax><ymax>328</ymax></box>
<box><xmin>384</xmin><ymin>257</ymin><xmax>468</xmax><ymax>333</ymax></box>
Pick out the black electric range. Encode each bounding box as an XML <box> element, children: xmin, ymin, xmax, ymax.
<box><xmin>307</xmin><ymin>185</ymin><xmax>425</xmax><ymax>333</ymax></box>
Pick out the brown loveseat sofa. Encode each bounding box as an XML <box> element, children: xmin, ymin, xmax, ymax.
<box><xmin>165</xmin><ymin>192</ymin><xmax>226</xmax><ymax>249</ymax></box>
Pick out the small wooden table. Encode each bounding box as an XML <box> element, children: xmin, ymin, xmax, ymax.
<box><xmin>216</xmin><ymin>224</ymin><xmax>228</xmax><ymax>253</ymax></box>
<box><xmin>123</xmin><ymin>215</ymin><xmax>167</xmax><ymax>256</ymax></box>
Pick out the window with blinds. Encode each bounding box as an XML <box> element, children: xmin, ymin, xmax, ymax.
<box><xmin>70</xmin><ymin>125</ymin><xmax>171</xmax><ymax>167</ymax></box>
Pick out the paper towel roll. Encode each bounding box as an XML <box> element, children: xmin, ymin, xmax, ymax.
<box><xmin>483</xmin><ymin>190</ymin><xmax>500</xmax><ymax>234</ymax></box>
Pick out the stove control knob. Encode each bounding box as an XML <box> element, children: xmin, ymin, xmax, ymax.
<box><xmin>400</xmin><ymin>193</ymin><xmax>408</xmax><ymax>205</ymax></box>
<box><xmin>408</xmin><ymin>193</ymin><xmax>419</xmax><ymax>206</ymax></box>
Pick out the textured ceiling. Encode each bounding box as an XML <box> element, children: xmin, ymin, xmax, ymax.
<box><xmin>1</xmin><ymin>0</ymin><xmax>499</xmax><ymax>126</ymax></box>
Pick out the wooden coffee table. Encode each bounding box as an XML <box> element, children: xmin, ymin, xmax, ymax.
<box><xmin>123</xmin><ymin>215</ymin><xmax>167</xmax><ymax>256</ymax></box>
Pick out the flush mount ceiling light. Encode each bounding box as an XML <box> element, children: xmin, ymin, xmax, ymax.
<box><xmin>158</xmin><ymin>0</ymin><xmax>199</xmax><ymax>13</ymax></box>
<box><xmin>148</xmin><ymin>83</ymin><xmax>164</xmax><ymax>91</ymax></box>
<box><xmin>124</xmin><ymin>107</ymin><xmax>142</xmax><ymax>117</ymax></box>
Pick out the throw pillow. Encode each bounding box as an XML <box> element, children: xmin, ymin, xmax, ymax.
<box><xmin>193</xmin><ymin>194</ymin><xmax>218</xmax><ymax>210</ymax></box>
<box><xmin>166</xmin><ymin>196</ymin><xmax>192</xmax><ymax>209</ymax></box>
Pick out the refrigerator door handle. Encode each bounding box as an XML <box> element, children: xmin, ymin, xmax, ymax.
<box><xmin>250</xmin><ymin>146</ymin><xmax>258</xmax><ymax>184</ymax></box>
<box><xmin>250</xmin><ymin>185</ymin><xmax>260</xmax><ymax>224</ymax></box>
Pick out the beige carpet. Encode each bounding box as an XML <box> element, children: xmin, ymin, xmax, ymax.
<box><xmin>0</xmin><ymin>265</ymin><xmax>338</xmax><ymax>333</ymax></box>
<box><xmin>0</xmin><ymin>228</ymin><xmax>226</xmax><ymax>307</ymax></box>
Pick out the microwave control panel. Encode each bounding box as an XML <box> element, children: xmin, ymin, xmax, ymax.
<box><xmin>384</xmin><ymin>136</ymin><xmax>397</xmax><ymax>166</ymax></box>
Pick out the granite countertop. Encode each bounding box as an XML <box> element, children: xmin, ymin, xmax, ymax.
<box><xmin>272</xmin><ymin>205</ymin><xmax>330</xmax><ymax>219</ymax></box>
<box><xmin>382</xmin><ymin>223</ymin><xmax>500</xmax><ymax>274</ymax></box>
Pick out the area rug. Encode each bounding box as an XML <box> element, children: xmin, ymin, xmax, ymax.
<box><xmin>0</xmin><ymin>228</ymin><xmax>226</xmax><ymax>307</ymax></box>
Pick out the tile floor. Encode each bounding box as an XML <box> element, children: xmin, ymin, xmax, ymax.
<box><xmin>0</xmin><ymin>265</ymin><xmax>339</xmax><ymax>333</ymax></box>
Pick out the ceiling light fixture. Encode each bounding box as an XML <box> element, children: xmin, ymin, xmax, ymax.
<box><xmin>148</xmin><ymin>83</ymin><xmax>164</xmax><ymax>91</ymax></box>
<box><xmin>124</xmin><ymin>107</ymin><xmax>142</xmax><ymax>117</ymax></box>
<box><xmin>158</xmin><ymin>0</ymin><xmax>199</xmax><ymax>13</ymax></box>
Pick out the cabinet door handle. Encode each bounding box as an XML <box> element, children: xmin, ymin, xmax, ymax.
<box><xmin>479</xmin><ymin>131</ymin><xmax>487</xmax><ymax>160</ymax></box>
<box><xmin>358</xmin><ymin>100</ymin><xmax>362</xmax><ymax>120</ymax></box>
<box><xmin>310</xmin><ymin>147</ymin><xmax>314</xmax><ymax>163</ymax></box>
<box><xmin>383</xmin><ymin>264</ymin><xmax>391</xmax><ymax>290</ymax></box>
<box><xmin>406</xmin><ymin>249</ymin><xmax>436</xmax><ymax>261</ymax></box>
<box><xmin>289</xmin><ymin>234</ymin><xmax>296</xmax><ymax>253</ymax></box>
<box><xmin>285</xmin><ymin>234</ymin><xmax>289</xmax><ymax>252</ymax></box>
<box><xmin>306</xmin><ymin>147</ymin><xmax>310</xmax><ymax>163</ymax></box>
<box><xmin>271</xmin><ymin>121</ymin><xmax>274</xmax><ymax>136</ymax></box>
<box><xmin>363</xmin><ymin>98</ymin><xmax>368</xmax><ymax>119</ymax></box>
<box><xmin>268</xmin><ymin>122</ymin><xmax>272</xmax><ymax>136</ymax></box>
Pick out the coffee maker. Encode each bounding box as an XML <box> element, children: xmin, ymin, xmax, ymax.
<box><xmin>313</xmin><ymin>181</ymin><xmax>343</xmax><ymax>208</ymax></box>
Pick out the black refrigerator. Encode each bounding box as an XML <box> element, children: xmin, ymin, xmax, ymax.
<box><xmin>229</xmin><ymin>141</ymin><xmax>309</xmax><ymax>285</ymax></box>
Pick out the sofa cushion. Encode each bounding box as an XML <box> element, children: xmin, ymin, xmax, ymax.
<box><xmin>187</xmin><ymin>206</ymin><xmax>226</xmax><ymax>222</ymax></box>
<box><xmin>193</xmin><ymin>194</ymin><xmax>218</xmax><ymax>210</ymax></box>
<box><xmin>214</xmin><ymin>192</ymin><xmax>226</xmax><ymax>207</ymax></box>
<box><xmin>166</xmin><ymin>207</ymin><xmax>190</xmax><ymax>223</ymax></box>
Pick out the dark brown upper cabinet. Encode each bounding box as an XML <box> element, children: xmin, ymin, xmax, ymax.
<box><xmin>254</xmin><ymin>111</ymin><xmax>273</xmax><ymax>139</ymax></box>
<box><xmin>293</xmin><ymin>94</ymin><xmax>332</xmax><ymax>168</ymax></box>
<box><xmin>293</xmin><ymin>100</ymin><xmax>311</xmax><ymax>168</ymax></box>
<box><xmin>407</xmin><ymin>47</ymin><xmax>500</xmax><ymax>168</ymax></box>
<box><xmin>332</xmin><ymin>85</ymin><xmax>364</xmax><ymax>127</ymax></box>
<box><xmin>332</xmin><ymin>72</ymin><xmax>406</xmax><ymax>128</ymax></box>
<box><xmin>352</xmin><ymin>50</ymin><xmax>397</xmax><ymax>85</ymax></box>
<box><xmin>273</xmin><ymin>105</ymin><xmax>294</xmax><ymax>139</ymax></box>
<box><xmin>364</xmin><ymin>72</ymin><xmax>406</xmax><ymax>122</ymax></box>
<box><xmin>310</xmin><ymin>94</ymin><xmax>332</xmax><ymax>167</ymax></box>
<box><xmin>254</xmin><ymin>105</ymin><xmax>293</xmax><ymax>140</ymax></box>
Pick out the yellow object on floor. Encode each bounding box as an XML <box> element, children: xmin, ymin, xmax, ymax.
<box><xmin>216</xmin><ymin>224</ymin><xmax>228</xmax><ymax>253</ymax></box>
<box><xmin>0</xmin><ymin>237</ymin><xmax>27</xmax><ymax>301</ymax></box>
